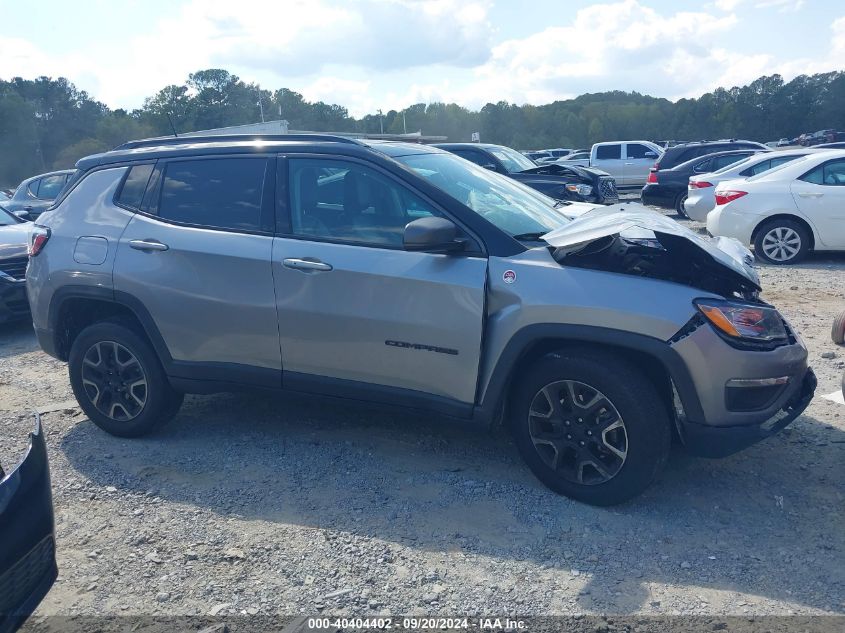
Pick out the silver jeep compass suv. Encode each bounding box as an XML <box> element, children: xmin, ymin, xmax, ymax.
<box><xmin>26</xmin><ymin>135</ymin><xmax>816</xmax><ymax>505</ymax></box>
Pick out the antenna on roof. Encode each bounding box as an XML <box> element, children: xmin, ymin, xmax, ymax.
<box><xmin>166</xmin><ymin>114</ymin><xmax>179</xmax><ymax>138</ymax></box>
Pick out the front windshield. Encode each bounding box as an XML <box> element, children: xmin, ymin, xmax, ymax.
<box><xmin>396</xmin><ymin>152</ymin><xmax>569</xmax><ymax>237</ymax></box>
<box><xmin>488</xmin><ymin>146</ymin><xmax>537</xmax><ymax>173</ymax></box>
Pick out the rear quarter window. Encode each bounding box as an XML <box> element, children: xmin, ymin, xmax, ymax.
<box><xmin>116</xmin><ymin>164</ymin><xmax>154</xmax><ymax>210</ymax></box>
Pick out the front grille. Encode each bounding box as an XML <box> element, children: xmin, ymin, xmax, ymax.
<box><xmin>599</xmin><ymin>177</ymin><xmax>618</xmax><ymax>201</ymax></box>
<box><xmin>0</xmin><ymin>256</ymin><xmax>28</xmax><ymax>281</ymax></box>
<box><xmin>0</xmin><ymin>535</ymin><xmax>55</xmax><ymax>615</ymax></box>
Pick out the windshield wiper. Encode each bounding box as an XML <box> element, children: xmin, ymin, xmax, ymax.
<box><xmin>553</xmin><ymin>200</ymin><xmax>571</xmax><ymax>208</ymax></box>
<box><xmin>511</xmin><ymin>231</ymin><xmax>548</xmax><ymax>241</ymax></box>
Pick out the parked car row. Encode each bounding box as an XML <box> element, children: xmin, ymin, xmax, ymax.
<box><xmin>435</xmin><ymin>143</ymin><xmax>619</xmax><ymax>205</ymax></box>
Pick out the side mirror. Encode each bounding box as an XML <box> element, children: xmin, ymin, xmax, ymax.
<box><xmin>403</xmin><ymin>217</ymin><xmax>465</xmax><ymax>253</ymax></box>
<box><xmin>644</xmin><ymin>151</ymin><xmax>658</xmax><ymax>159</ymax></box>
<box><xmin>12</xmin><ymin>210</ymin><xmax>31</xmax><ymax>220</ymax></box>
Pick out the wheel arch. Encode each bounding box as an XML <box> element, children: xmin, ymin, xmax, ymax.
<box><xmin>474</xmin><ymin>324</ymin><xmax>704</xmax><ymax>428</ymax></box>
<box><xmin>751</xmin><ymin>213</ymin><xmax>817</xmax><ymax>250</ymax></box>
<box><xmin>47</xmin><ymin>286</ymin><xmax>172</xmax><ymax>366</ymax></box>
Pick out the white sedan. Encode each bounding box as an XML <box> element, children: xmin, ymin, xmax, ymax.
<box><xmin>685</xmin><ymin>149</ymin><xmax>815</xmax><ymax>221</ymax></box>
<box><xmin>707</xmin><ymin>150</ymin><xmax>845</xmax><ymax>264</ymax></box>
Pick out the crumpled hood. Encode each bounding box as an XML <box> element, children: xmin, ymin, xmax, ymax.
<box><xmin>542</xmin><ymin>204</ymin><xmax>760</xmax><ymax>291</ymax></box>
<box><xmin>520</xmin><ymin>163</ymin><xmax>610</xmax><ymax>179</ymax></box>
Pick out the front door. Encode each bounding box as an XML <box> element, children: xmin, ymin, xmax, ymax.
<box><xmin>272</xmin><ymin>156</ymin><xmax>487</xmax><ymax>409</ymax></box>
<box><xmin>114</xmin><ymin>156</ymin><xmax>281</xmax><ymax>385</ymax></box>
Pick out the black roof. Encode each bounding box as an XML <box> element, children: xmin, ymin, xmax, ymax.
<box><xmin>76</xmin><ymin>134</ymin><xmax>442</xmax><ymax>171</ymax></box>
<box><xmin>669</xmin><ymin>148</ymin><xmax>769</xmax><ymax>172</ymax></box>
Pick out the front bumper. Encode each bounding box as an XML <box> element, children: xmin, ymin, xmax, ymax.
<box><xmin>0</xmin><ymin>278</ymin><xmax>29</xmax><ymax>324</ymax></box>
<box><xmin>678</xmin><ymin>368</ymin><xmax>816</xmax><ymax>457</ymax></box>
<box><xmin>0</xmin><ymin>415</ymin><xmax>57</xmax><ymax>633</ymax></box>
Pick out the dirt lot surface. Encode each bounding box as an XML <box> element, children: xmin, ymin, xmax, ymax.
<box><xmin>1</xmin><ymin>210</ymin><xmax>844</xmax><ymax>620</ymax></box>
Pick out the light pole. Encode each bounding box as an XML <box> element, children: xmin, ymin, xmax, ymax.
<box><xmin>378</xmin><ymin>109</ymin><xmax>383</xmax><ymax>134</ymax></box>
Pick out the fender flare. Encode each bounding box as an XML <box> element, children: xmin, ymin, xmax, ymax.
<box><xmin>473</xmin><ymin>323</ymin><xmax>705</xmax><ymax>425</ymax></box>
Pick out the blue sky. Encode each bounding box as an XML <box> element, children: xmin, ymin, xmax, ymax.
<box><xmin>1</xmin><ymin>0</ymin><xmax>841</xmax><ymax>117</ymax></box>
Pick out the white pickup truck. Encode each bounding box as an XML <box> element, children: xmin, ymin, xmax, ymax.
<box><xmin>590</xmin><ymin>141</ymin><xmax>663</xmax><ymax>188</ymax></box>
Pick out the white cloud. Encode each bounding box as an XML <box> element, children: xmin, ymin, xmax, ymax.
<box><xmin>755</xmin><ymin>0</ymin><xmax>804</xmax><ymax>12</ymax></box>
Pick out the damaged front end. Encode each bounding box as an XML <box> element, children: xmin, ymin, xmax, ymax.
<box><xmin>542</xmin><ymin>204</ymin><xmax>761</xmax><ymax>300</ymax></box>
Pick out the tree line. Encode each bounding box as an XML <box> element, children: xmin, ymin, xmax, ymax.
<box><xmin>2</xmin><ymin>68</ymin><xmax>844</xmax><ymax>187</ymax></box>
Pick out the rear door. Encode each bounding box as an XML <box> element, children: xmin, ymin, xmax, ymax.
<box><xmin>114</xmin><ymin>155</ymin><xmax>282</xmax><ymax>386</ymax></box>
<box><xmin>271</xmin><ymin>154</ymin><xmax>487</xmax><ymax>411</ymax></box>
<box><xmin>591</xmin><ymin>144</ymin><xmax>624</xmax><ymax>182</ymax></box>
<box><xmin>791</xmin><ymin>158</ymin><xmax>845</xmax><ymax>248</ymax></box>
<box><xmin>623</xmin><ymin>143</ymin><xmax>659</xmax><ymax>186</ymax></box>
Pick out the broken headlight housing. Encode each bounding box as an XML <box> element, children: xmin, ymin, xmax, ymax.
<box><xmin>565</xmin><ymin>183</ymin><xmax>593</xmax><ymax>197</ymax></box>
<box><xmin>694</xmin><ymin>299</ymin><xmax>789</xmax><ymax>346</ymax></box>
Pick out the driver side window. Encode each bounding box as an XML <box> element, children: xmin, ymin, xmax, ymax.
<box><xmin>287</xmin><ymin>158</ymin><xmax>443</xmax><ymax>248</ymax></box>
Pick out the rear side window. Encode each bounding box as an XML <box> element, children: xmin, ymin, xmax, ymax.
<box><xmin>711</xmin><ymin>153</ymin><xmax>751</xmax><ymax>170</ymax></box>
<box><xmin>116</xmin><ymin>164</ymin><xmax>154</xmax><ymax>210</ymax></box>
<box><xmin>800</xmin><ymin>159</ymin><xmax>845</xmax><ymax>186</ymax></box>
<box><xmin>158</xmin><ymin>158</ymin><xmax>267</xmax><ymax>231</ymax></box>
<box><xmin>626</xmin><ymin>144</ymin><xmax>653</xmax><ymax>159</ymax></box>
<box><xmin>33</xmin><ymin>174</ymin><xmax>67</xmax><ymax>200</ymax></box>
<box><xmin>596</xmin><ymin>145</ymin><xmax>622</xmax><ymax>160</ymax></box>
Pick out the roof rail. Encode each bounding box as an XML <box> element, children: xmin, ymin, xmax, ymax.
<box><xmin>114</xmin><ymin>133</ymin><xmax>363</xmax><ymax>151</ymax></box>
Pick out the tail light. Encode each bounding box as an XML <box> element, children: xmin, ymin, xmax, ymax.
<box><xmin>28</xmin><ymin>226</ymin><xmax>51</xmax><ymax>257</ymax></box>
<box><xmin>715</xmin><ymin>190</ymin><xmax>748</xmax><ymax>206</ymax></box>
<box><xmin>689</xmin><ymin>181</ymin><xmax>713</xmax><ymax>189</ymax></box>
<box><xmin>646</xmin><ymin>171</ymin><xmax>658</xmax><ymax>184</ymax></box>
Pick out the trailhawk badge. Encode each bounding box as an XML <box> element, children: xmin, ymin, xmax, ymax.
<box><xmin>503</xmin><ymin>270</ymin><xmax>516</xmax><ymax>284</ymax></box>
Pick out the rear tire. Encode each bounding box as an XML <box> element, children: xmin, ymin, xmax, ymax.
<box><xmin>68</xmin><ymin>319</ymin><xmax>183</xmax><ymax>437</ymax></box>
<box><xmin>510</xmin><ymin>349</ymin><xmax>671</xmax><ymax>506</ymax></box>
<box><xmin>753</xmin><ymin>218</ymin><xmax>810</xmax><ymax>265</ymax></box>
<box><xmin>674</xmin><ymin>192</ymin><xmax>688</xmax><ymax>217</ymax></box>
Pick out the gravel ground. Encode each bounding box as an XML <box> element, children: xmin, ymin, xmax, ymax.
<box><xmin>1</xmin><ymin>208</ymin><xmax>844</xmax><ymax>621</ymax></box>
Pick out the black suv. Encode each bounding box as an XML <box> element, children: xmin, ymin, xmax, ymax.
<box><xmin>654</xmin><ymin>140</ymin><xmax>768</xmax><ymax>172</ymax></box>
<box><xmin>434</xmin><ymin>143</ymin><xmax>619</xmax><ymax>205</ymax></box>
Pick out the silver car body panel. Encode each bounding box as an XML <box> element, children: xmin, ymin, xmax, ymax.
<box><xmin>477</xmin><ymin>246</ymin><xmax>712</xmax><ymax>404</ymax></box>
<box><xmin>114</xmin><ymin>214</ymin><xmax>281</xmax><ymax>370</ymax></box>
<box><xmin>27</xmin><ymin>167</ymin><xmax>134</xmax><ymax>332</ymax></box>
<box><xmin>272</xmin><ymin>237</ymin><xmax>487</xmax><ymax>403</ymax></box>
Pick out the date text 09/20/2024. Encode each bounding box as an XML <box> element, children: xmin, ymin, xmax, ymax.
<box><xmin>307</xmin><ymin>617</ymin><xmax>527</xmax><ymax>630</ymax></box>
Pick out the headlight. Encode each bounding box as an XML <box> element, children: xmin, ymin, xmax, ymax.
<box><xmin>695</xmin><ymin>299</ymin><xmax>788</xmax><ymax>343</ymax></box>
<box><xmin>565</xmin><ymin>183</ymin><xmax>593</xmax><ymax>197</ymax></box>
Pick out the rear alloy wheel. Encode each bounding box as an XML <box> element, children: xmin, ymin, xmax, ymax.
<box><xmin>511</xmin><ymin>349</ymin><xmax>671</xmax><ymax>506</ymax></box>
<box><xmin>81</xmin><ymin>341</ymin><xmax>148</xmax><ymax>422</ymax></box>
<box><xmin>69</xmin><ymin>319</ymin><xmax>183</xmax><ymax>437</ymax></box>
<box><xmin>753</xmin><ymin>219</ymin><xmax>809</xmax><ymax>265</ymax></box>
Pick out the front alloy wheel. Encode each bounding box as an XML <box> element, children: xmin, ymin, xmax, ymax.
<box><xmin>528</xmin><ymin>380</ymin><xmax>627</xmax><ymax>485</ymax></box>
<box><xmin>81</xmin><ymin>341</ymin><xmax>148</xmax><ymax>421</ymax></box>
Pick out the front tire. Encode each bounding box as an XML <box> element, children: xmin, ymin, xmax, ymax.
<box><xmin>753</xmin><ymin>218</ymin><xmax>810</xmax><ymax>265</ymax></box>
<box><xmin>510</xmin><ymin>349</ymin><xmax>671</xmax><ymax>506</ymax></box>
<box><xmin>68</xmin><ymin>319</ymin><xmax>183</xmax><ymax>437</ymax></box>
